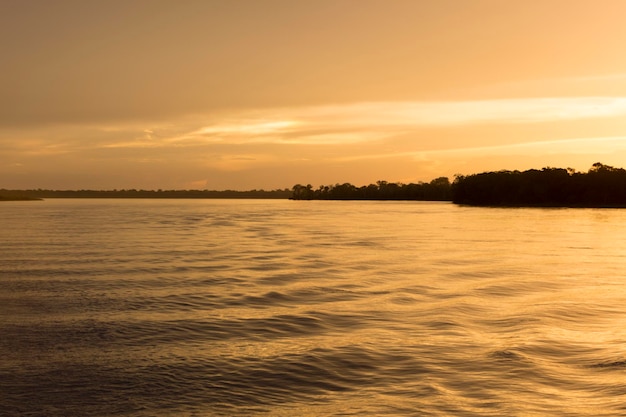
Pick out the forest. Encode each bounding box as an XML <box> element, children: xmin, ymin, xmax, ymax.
<box><xmin>0</xmin><ymin>188</ymin><xmax>292</xmax><ymax>200</ymax></box>
<box><xmin>290</xmin><ymin>177</ymin><xmax>452</xmax><ymax>200</ymax></box>
<box><xmin>4</xmin><ymin>163</ymin><xmax>626</xmax><ymax>206</ymax></box>
<box><xmin>451</xmin><ymin>163</ymin><xmax>626</xmax><ymax>206</ymax></box>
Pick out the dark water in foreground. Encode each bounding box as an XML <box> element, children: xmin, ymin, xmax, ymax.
<box><xmin>2</xmin><ymin>199</ymin><xmax>626</xmax><ymax>416</ymax></box>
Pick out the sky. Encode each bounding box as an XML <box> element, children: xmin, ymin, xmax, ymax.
<box><xmin>3</xmin><ymin>0</ymin><xmax>626</xmax><ymax>190</ymax></box>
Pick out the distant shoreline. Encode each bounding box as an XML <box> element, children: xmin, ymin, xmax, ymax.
<box><xmin>0</xmin><ymin>189</ymin><xmax>291</xmax><ymax>200</ymax></box>
<box><xmin>0</xmin><ymin>196</ymin><xmax>43</xmax><ymax>201</ymax></box>
<box><xmin>5</xmin><ymin>162</ymin><xmax>626</xmax><ymax>206</ymax></box>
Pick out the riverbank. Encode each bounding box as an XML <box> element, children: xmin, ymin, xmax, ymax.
<box><xmin>0</xmin><ymin>196</ymin><xmax>43</xmax><ymax>201</ymax></box>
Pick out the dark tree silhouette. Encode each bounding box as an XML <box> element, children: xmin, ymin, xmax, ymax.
<box><xmin>1</xmin><ymin>188</ymin><xmax>292</xmax><ymax>200</ymax></box>
<box><xmin>290</xmin><ymin>178</ymin><xmax>452</xmax><ymax>201</ymax></box>
<box><xmin>451</xmin><ymin>163</ymin><xmax>626</xmax><ymax>207</ymax></box>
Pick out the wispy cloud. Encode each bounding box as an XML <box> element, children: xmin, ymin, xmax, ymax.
<box><xmin>332</xmin><ymin>136</ymin><xmax>626</xmax><ymax>163</ymax></box>
<box><xmin>6</xmin><ymin>96</ymin><xmax>626</xmax><ymax>153</ymax></box>
<box><xmin>192</xmin><ymin>121</ymin><xmax>299</xmax><ymax>136</ymax></box>
<box><xmin>170</xmin><ymin>97</ymin><xmax>626</xmax><ymax>146</ymax></box>
<box><xmin>296</xmin><ymin>97</ymin><xmax>626</xmax><ymax>126</ymax></box>
<box><xmin>434</xmin><ymin>135</ymin><xmax>626</xmax><ymax>157</ymax></box>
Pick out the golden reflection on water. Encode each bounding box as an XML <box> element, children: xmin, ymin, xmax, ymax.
<box><xmin>2</xmin><ymin>200</ymin><xmax>626</xmax><ymax>416</ymax></box>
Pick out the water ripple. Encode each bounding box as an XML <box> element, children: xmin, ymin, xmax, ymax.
<box><xmin>2</xmin><ymin>200</ymin><xmax>626</xmax><ymax>416</ymax></box>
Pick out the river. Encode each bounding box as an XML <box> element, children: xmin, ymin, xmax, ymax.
<box><xmin>1</xmin><ymin>199</ymin><xmax>626</xmax><ymax>416</ymax></box>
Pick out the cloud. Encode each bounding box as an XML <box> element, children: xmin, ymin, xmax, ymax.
<box><xmin>325</xmin><ymin>136</ymin><xmax>626</xmax><ymax>168</ymax></box>
<box><xmin>168</xmin><ymin>97</ymin><xmax>626</xmax><ymax>146</ymax></box>
<box><xmin>5</xmin><ymin>97</ymin><xmax>626</xmax><ymax>154</ymax></box>
<box><xmin>192</xmin><ymin>121</ymin><xmax>299</xmax><ymax>136</ymax></box>
<box><xmin>445</xmin><ymin>135</ymin><xmax>626</xmax><ymax>157</ymax></box>
<box><xmin>301</xmin><ymin>97</ymin><xmax>626</xmax><ymax>126</ymax></box>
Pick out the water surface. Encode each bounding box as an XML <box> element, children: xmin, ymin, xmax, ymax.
<box><xmin>2</xmin><ymin>199</ymin><xmax>626</xmax><ymax>416</ymax></box>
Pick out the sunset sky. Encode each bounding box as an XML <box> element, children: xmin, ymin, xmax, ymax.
<box><xmin>3</xmin><ymin>0</ymin><xmax>626</xmax><ymax>190</ymax></box>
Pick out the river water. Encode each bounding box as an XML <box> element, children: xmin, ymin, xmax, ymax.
<box><xmin>1</xmin><ymin>199</ymin><xmax>626</xmax><ymax>416</ymax></box>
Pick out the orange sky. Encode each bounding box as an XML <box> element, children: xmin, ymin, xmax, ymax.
<box><xmin>3</xmin><ymin>0</ymin><xmax>626</xmax><ymax>190</ymax></box>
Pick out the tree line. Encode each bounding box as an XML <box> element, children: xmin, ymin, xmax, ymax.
<box><xmin>6</xmin><ymin>162</ymin><xmax>626</xmax><ymax>205</ymax></box>
<box><xmin>0</xmin><ymin>188</ymin><xmax>292</xmax><ymax>199</ymax></box>
<box><xmin>291</xmin><ymin>177</ymin><xmax>452</xmax><ymax>200</ymax></box>
<box><xmin>451</xmin><ymin>163</ymin><xmax>626</xmax><ymax>206</ymax></box>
